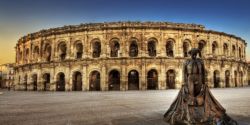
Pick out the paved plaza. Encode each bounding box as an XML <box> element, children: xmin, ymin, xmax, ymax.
<box><xmin>1</xmin><ymin>87</ymin><xmax>250</xmax><ymax>125</ymax></box>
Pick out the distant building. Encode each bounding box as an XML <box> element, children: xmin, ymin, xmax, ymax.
<box><xmin>0</xmin><ymin>63</ymin><xmax>15</xmax><ymax>89</ymax></box>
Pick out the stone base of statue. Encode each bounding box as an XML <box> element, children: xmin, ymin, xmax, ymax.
<box><xmin>163</xmin><ymin>48</ymin><xmax>237</xmax><ymax>125</ymax></box>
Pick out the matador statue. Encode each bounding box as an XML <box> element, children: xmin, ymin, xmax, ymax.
<box><xmin>163</xmin><ymin>48</ymin><xmax>237</xmax><ymax>125</ymax></box>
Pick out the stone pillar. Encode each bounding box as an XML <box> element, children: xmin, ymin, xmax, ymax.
<box><xmin>82</xmin><ymin>65</ymin><xmax>87</xmax><ymax>91</ymax></box>
<box><xmin>101</xmin><ymin>64</ymin><xmax>107</xmax><ymax>91</ymax></box>
<box><xmin>121</xmin><ymin>64</ymin><xmax>127</xmax><ymax>91</ymax></box>
<box><xmin>141</xmin><ymin>60</ymin><xmax>146</xmax><ymax>90</ymax></box>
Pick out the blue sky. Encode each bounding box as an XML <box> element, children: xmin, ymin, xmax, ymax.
<box><xmin>0</xmin><ymin>0</ymin><xmax>250</xmax><ymax>64</ymax></box>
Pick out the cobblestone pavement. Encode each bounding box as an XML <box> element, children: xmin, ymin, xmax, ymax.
<box><xmin>0</xmin><ymin>87</ymin><xmax>250</xmax><ymax>125</ymax></box>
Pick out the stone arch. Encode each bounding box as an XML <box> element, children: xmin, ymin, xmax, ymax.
<box><xmin>108</xmin><ymin>70</ymin><xmax>120</xmax><ymax>90</ymax></box>
<box><xmin>56</xmin><ymin>72</ymin><xmax>65</xmax><ymax>91</ymax></box>
<box><xmin>225</xmin><ymin>70</ymin><xmax>230</xmax><ymax>87</ymax></box>
<box><xmin>74</xmin><ymin>41</ymin><xmax>83</xmax><ymax>59</ymax></box>
<box><xmin>198</xmin><ymin>40</ymin><xmax>206</xmax><ymax>56</ymax></box>
<box><xmin>43</xmin><ymin>43</ymin><xmax>52</xmax><ymax>62</ymax></box>
<box><xmin>239</xmin><ymin>71</ymin><xmax>243</xmax><ymax>87</ymax></box>
<box><xmin>147</xmin><ymin>69</ymin><xmax>158</xmax><ymax>90</ymax></box>
<box><xmin>234</xmin><ymin>70</ymin><xmax>238</xmax><ymax>87</ymax></box>
<box><xmin>89</xmin><ymin>70</ymin><xmax>101</xmax><ymax>91</ymax></box>
<box><xmin>183</xmin><ymin>39</ymin><xmax>191</xmax><ymax>57</ymax></box>
<box><xmin>31</xmin><ymin>74</ymin><xmax>38</xmax><ymax>91</ymax></box>
<box><xmin>33</xmin><ymin>46</ymin><xmax>39</xmax><ymax>61</ymax></box>
<box><xmin>223</xmin><ymin>43</ymin><xmax>229</xmax><ymax>56</ymax></box>
<box><xmin>147</xmin><ymin>37</ymin><xmax>157</xmax><ymax>57</ymax></box>
<box><xmin>91</xmin><ymin>39</ymin><xmax>101</xmax><ymax>58</ymax></box>
<box><xmin>42</xmin><ymin>73</ymin><xmax>50</xmax><ymax>91</ymax></box>
<box><xmin>129</xmin><ymin>38</ymin><xmax>139</xmax><ymax>57</ymax></box>
<box><xmin>128</xmin><ymin>70</ymin><xmax>139</xmax><ymax>90</ymax></box>
<box><xmin>213</xmin><ymin>70</ymin><xmax>220</xmax><ymax>88</ymax></box>
<box><xmin>212</xmin><ymin>41</ymin><xmax>218</xmax><ymax>56</ymax></box>
<box><xmin>109</xmin><ymin>38</ymin><xmax>120</xmax><ymax>57</ymax></box>
<box><xmin>25</xmin><ymin>48</ymin><xmax>29</xmax><ymax>63</ymax></box>
<box><xmin>72</xmin><ymin>71</ymin><xmax>82</xmax><ymax>91</ymax></box>
<box><xmin>166</xmin><ymin>38</ymin><xmax>175</xmax><ymax>57</ymax></box>
<box><xmin>239</xmin><ymin>47</ymin><xmax>242</xmax><ymax>59</ymax></box>
<box><xmin>24</xmin><ymin>74</ymin><xmax>28</xmax><ymax>91</ymax></box>
<box><xmin>232</xmin><ymin>45</ymin><xmax>236</xmax><ymax>57</ymax></box>
<box><xmin>58</xmin><ymin>42</ymin><xmax>67</xmax><ymax>60</ymax></box>
<box><xmin>166</xmin><ymin>69</ymin><xmax>176</xmax><ymax>89</ymax></box>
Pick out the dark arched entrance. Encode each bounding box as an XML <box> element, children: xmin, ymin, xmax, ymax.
<box><xmin>147</xmin><ymin>69</ymin><xmax>158</xmax><ymax>90</ymax></box>
<box><xmin>24</xmin><ymin>75</ymin><xmax>28</xmax><ymax>91</ymax></box>
<box><xmin>239</xmin><ymin>71</ymin><xmax>243</xmax><ymax>87</ymax></box>
<box><xmin>166</xmin><ymin>70</ymin><xmax>175</xmax><ymax>89</ymax></box>
<box><xmin>56</xmin><ymin>73</ymin><xmax>65</xmax><ymax>91</ymax></box>
<box><xmin>32</xmin><ymin>74</ymin><xmax>37</xmax><ymax>91</ymax></box>
<box><xmin>128</xmin><ymin>70</ymin><xmax>139</xmax><ymax>90</ymax></box>
<box><xmin>225</xmin><ymin>70</ymin><xmax>230</xmax><ymax>87</ymax></box>
<box><xmin>234</xmin><ymin>71</ymin><xmax>238</xmax><ymax>87</ymax></box>
<box><xmin>108</xmin><ymin>70</ymin><xmax>120</xmax><ymax>90</ymax></box>
<box><xmin>214</xmin><ymin>70</ymin><xmax>220</xmax><ymax>88</ymax></box>
<box><xmin>89</xmin><ymin>71</ymin><xmax>101</xmax><ymax>91</ymax></box>
<box><xmin>43</xmin><ymin>73</ymin><xmax>50</xmax><ymax>91</ymax></box>
<box><xmin>72</xmin><ymin>71</ymin><xmax>82</xmax><ymax>91</ymax></box>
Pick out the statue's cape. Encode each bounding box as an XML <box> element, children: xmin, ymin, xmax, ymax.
<box><xmin>163</xmin><ymin>85</ymin><xmax>237</xmax><ymax>125</ymax></box>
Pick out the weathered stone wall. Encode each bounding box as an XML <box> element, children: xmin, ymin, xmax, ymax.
<box><xmin>14</xmin><ymin>22</ymin><xmax>248</xmax><ymax>91</ymax></box>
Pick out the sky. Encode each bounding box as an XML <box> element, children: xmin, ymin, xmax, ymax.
<box><xmin>0</xmin><ymin>0</ymin><xmax>250</xmax><ymax>64</ymax></box>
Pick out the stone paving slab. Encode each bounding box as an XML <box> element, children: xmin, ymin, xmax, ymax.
<box><xmin>0</xmin><ymin>87</ymin><xmax>250</xmax><ymax>125</ymax></box>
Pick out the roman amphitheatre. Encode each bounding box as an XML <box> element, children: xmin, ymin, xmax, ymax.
<box><xmin>14</xmin><ymin>21</ymin><xmax>248</xmax><ymax>91</ymax></box>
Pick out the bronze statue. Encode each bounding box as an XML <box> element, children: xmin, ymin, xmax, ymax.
<box><xmin>164</xmin><ymin>48</ymin><xmax>237</xmax><ymax>125</ymax></box>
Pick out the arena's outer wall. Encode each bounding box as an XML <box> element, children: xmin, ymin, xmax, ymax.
<box><xmin>14</xmin><ymin>22</ymin><xmax>248</xmax><ymax>91</ymax></box>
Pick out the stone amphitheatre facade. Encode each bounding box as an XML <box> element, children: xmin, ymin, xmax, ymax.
<box><xmin>14</xmin><ymin>22</ymin><xmax>248</xmax><ymax>91</ymax></box>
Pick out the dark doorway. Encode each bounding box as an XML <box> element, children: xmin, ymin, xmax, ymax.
<box><xmin>166</xmin><ymin>70</ymin><xmax>175</xmax><ymax>89</ymax></box>
<box><xmin>108</xmin><ymin>70</ymin><xmax>120</xmax><ymax>90</ymax></box>
<box><xmin>43</xmin><ymin>73</ymin><xmax>50</xmax><ymax>91</ymax></box>
<box><xmin>56</xmin><ymin>73</ymin><xmax>65</xmax><ymax>91</ymax></box>
<box><xmin>214</xmin><ymin>70</ymin><xmax>220</xmax><ymax>88</ymax></box>
<box><xmin>32</xmin><ymin>74</ymin><xmax>37</xmax><ymax>91</ymax></box>
<box><xmin>225</xmin><ymin>70</ymin><xmax>230</xmax><ymax>87</ymax></box>
<box><xmin>73</xmin><ymin>72</ymin><xmax>82</xmax><ymax>91</ymax></box>
<box><xmin>234</xmin><ymin>71</ymin><xmax>238</xmax><ymax>87</ymax></box>
<box><xmin>147</xmin><ymin>69</ymin><xmax>158</xmax><ymax>90</ymax></box>
<box><xmin>89</xmin><ymin>71</ymin><xmax>101</xmax><ymax>91</ymax></box>
<box><xmin>24</xmin><ymin>75</ymin><xmax>27</xmax><ymax>91</ymax></box>
<box><xmin>128</xmin><ymin>70</ymin><xmax>139</xmax><ymax>90</ymax></box>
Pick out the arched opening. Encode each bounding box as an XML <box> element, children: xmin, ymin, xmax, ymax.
<box><xmin>129</xmin><ymin>40</ymin><xmax>138</xmax><ymax>57</ymax></box>
<box><xmin>232</xmin><ymin>45</ymin><xmax>236</xmax><ymax>57</ymax></box>
<box><xmin>72</xmin><ymin>71</ymin><xmax>82</xmax><ymax>91</ymax></box>
<box><xmin>32</xmin><ymin>74</ymin><xmax>37</xmax><ymax>91</ymax></box>
<box><xmin>147</xmin><ymin>69</ymin><xmax>158</xmax><ymax>90</ymax></box>
<box><xmin>234</xmin><ymin>71</ymin><xmax>238</xmax><ymax>87</ymax></box>
<box><xmin>166</xmin><ymin>70</ymin><xmax>175</xmax><ymax>89</ymax></box>
<box><xmin>183</xmin><ymin>40</ymin><xmax>190</xmax><ymax>57</ymax></box>
<box><xmin>89</xmin><ymin>71</ymin><xmax>101</xmax><ymax>91</ymax></box>
<box><xmin>58</xmin><ymin>42</ymin><xmax>67</xmax><ymax>60</ymax></box>
<box><xmin>198</xmin><ymin>40</ymin><xmax>206</xmax><ymax>55</ymax></box>
<box><xmin>239</xmin><ymin>47</ymin><xmax>242</xmax><ymax>59</ymax></box>
<box><xmin>166</xmin><ymin>39</ymin><xmax>174</xmax><ymax>57</ymax></box>
<box><xmin>128</xmin><ymin>70</ymin><xmax>139</xmax><ymax>90</ymax></box>
<box><xmin>75</xmin><ymin>43</ymin><xmax>83</xmax><ymax>59</ymax></box>
<box><xmin>148</xmin><ymin>40</ymin><xmax>156</xmax><ymax>57</ymax></box>
<box><xmin>248</xmin><ymin>69</ymin><xmax>250</xmax><ymax>85</ymax></box>
<box><xmin>239</xmin><ymin>71</ymin><xmax>243</xmax><ymax>87</ymax></box>
<box><xmin>225</xmin><ymin>70</ymin><xmax>230</xmax><ymax>87</ymax></box>
<box><xmin>56</xmin><ymin>72</ymin><xmax>65</xmax><ymax>91</ymax></box>
<box><xmin>24</xmin><ymin>75</ymin><xmax>27</xmax><ymax>91</ymax></box>
<box><xmin>212</xmin><ymin>41</ymin><xmax>218</xmax><ymax>56</ymax></box>
<box><xmin>110</xmin><ymin>39</ymin><xmax>120</xmax><ymax>57</ymax></box>
<box><xmin>44</xmin><ymin>44</ymin><xmax>51</xmax><ymax>62</ymax></box>
<box><xmin>33</xmin><ymin>46</ymin><xmax>39</xmax><ymax>61</ymax></box>
<box><xmin>92</xmin><ymin>41</ymin><xmax>101</xmax><ymax>58</ymax></box>
<box><xmin>108</xmin><ymin>70</ymin><xmax>120</xmax><ymax>90</ymax></box>
<box><xmin>223</xmin><ymin>43</ymin><xmax>229</xmax><ymax>56</ymax></box>
<box><xmin>213</xmin><ymin>70</ymin><xmax>220</xmax><ymax>88</ymax></box>
<box><xmin>25</xmin><ymin>49</ymin><xmax>29</xmax><ymax>63</ymax></box>
<box><xmin>43</xmin><ymin>73</ymin><xmax>50</xmax><ymax>91</ymax></box>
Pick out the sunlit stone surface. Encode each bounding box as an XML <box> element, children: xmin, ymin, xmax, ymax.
<box><xmin>0</xmin><ymin>87</ymin><xmax>250</xmax><ymax>125</ymax></box>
